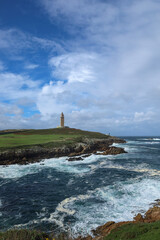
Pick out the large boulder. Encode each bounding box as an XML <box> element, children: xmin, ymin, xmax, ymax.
<box><xmin>144</xmin><ymin>207</ymin><xmax>160</xmax><ymax>222</ymax></box>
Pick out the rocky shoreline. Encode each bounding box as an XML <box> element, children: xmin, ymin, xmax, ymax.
<box><xmin>77</xmin><ymin>201</ymin><xmax>160</xmax><ymax>240</ymax></box>
<box><xmin>1</xmin><ymin>203</ymin><xmax>159</xmax><ymax>240</ymax></box>
<box><xmin>0</xmin><ymin>136</ymin><xmax>126</xmax><ymax>165</ymax></box>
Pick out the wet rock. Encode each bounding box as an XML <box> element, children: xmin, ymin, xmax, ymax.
<box><xmin>67</xmin><ymin>157</ymin><xmax>83</xmax><ymax>161</ymax></box>
<box><xmin>96</xmin><ymin>146</ymin><xmax>127</xmax><ymax>155</ymax></box>
<box><xmin>83</xmin><ymin>154</ymin><xmax>92</xmax><ymax>158</ymax></box>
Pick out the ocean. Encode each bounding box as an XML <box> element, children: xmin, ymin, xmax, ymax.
<box><xmin>0</xmin><ymin>137</ymin><xmax>160</xmax><ymax>236</ymax></box>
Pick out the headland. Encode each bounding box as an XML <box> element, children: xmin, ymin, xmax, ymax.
<box><xmin>0</xmin><ymin>128</ymin><xmax>126</xmax><ymax>165</ymax></box>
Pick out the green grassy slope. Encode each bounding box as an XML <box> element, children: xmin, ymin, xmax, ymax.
<box><xmin>0</xmin><ymin>229</ymin><xmax>48</xmax><ymax>240</ymax></box>
<box><xmin>1</xmin><ymin>221</ymin><xmax>160</xmax><ymax>240</ymax></box>
<box><xmin>104</xmin><ymin>221</ymin><xmax>160</xmax><ymax>240</ymax></box>
<box><xmin>0</xmin><ymin>128</ymin><xmax>109</xmax><ymax>150</ymax></box>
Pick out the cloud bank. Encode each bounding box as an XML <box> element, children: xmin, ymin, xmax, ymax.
<box><xmin>0</xmin><ymin>0</ymin><xmax>160</xmax><ymax>135</ymax></box>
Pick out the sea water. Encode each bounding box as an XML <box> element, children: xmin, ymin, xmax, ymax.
<box><xmin>0</xmin><ymin>137</ymin><xmax>160</xmax><ymax>236</ymax></box>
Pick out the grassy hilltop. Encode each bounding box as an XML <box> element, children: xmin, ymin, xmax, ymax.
<box><xmin>0</xmin><ymin>128</ymin><xmax>109</xmax><ymax>150</ymax></box>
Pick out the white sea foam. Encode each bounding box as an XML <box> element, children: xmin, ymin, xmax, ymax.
<box><xmin>8</xmin><ymin>151</ymin><xmax>160</xmax><ymax>235</ymax></box>
<box><xmin>54</xmin><ymin>178</ymin><xmax>160</xmax><ymax>236</ymax></box>
<box><xmin>127</xmin><ymin>139</ymin><xmax>160</xmax><ymax>145</ymax></box>
<box><xmin>55</xmin><ymin>194</ymin><xmax>90</xmax><ymax>216</ymax></box>
<box><xmin>0</xmin><ymin>140</ymin><xmax>129</xmax><ymax>180</ymax></box>
<box><xmin>112</xmin><ymin>142</ymin><xmax>139</xmax><ymax>153</ymax></box>
<box><xmin>43</xmin><ymin>193</ymin><xmax>92</xmax><ymax>230</ymax></box>
<box><xmin>36</xmin><ymin>207</ymin><xmax>47</xmax><ymax>218</ymax></box>
<box><xmin>100</xmin><ymin>161</ymin><xmax>160</xmax><ymax>176</ymax></box>
<box><xmin>14</xmin><ymin>176</ymin><xmax>160</xmax><ymax>234</ymax></box>
<box><xmin>67</xmin><ymin>178</ymin><xmax>74</xmax><ymax>186</ymax></box>
<box><xmin>5</xmin><ymin>137</ymin><xmax>160</xmax><ymax>236</ymax></box>
<box><xmin>139</xmin><ymin>138</ymin><xmax>160</xmax><ymax>141</ymax></box>
<box><xmin>113</xmin><ymin>140</ymin><xmax>160</xmax><ymax>154</ymax></box>
<box><xmin>141</xmin><ymin>141</ymin><xmax>160</xmax><ymax>145</ymax></box>
<box><xmin>29</xmin><ymin>178</ymin><xmax>160</xmax><ymax>236</ymax></box>
<box><xmin>0</xmin><ymin>156</ymin><xmax>91</xmax><ymax>179</ymax></box>
<box><xmin>1</xmin><ymin>148</ymin><xmax>159</xmax><ymax>180</ymax></box>
<box><xmin>0</xmin><ymin>164</ymin><xmax>38</xmax><ymax>179</ymax></box>
<box><xmin>0</xmin><ymin>153</ymin><xmax>115</xmax><ymax>179</ymax></box>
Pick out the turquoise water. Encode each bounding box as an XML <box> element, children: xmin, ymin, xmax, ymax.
<box><xmin>0</xmin><ymin>137</ymin><xmax>160</xmax><ymax>235</ymax></box>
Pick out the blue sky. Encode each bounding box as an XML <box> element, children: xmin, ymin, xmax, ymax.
<box><xmin>0</xmin><ymin>0</ymin><xmax>160</xmax><ymax>135</ymax></box>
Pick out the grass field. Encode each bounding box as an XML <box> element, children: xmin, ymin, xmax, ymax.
<box><xmin>0</xmin><ymin>128</ymin><xmax>108</xmax><ymax>150</ymax></box>
<box><xmin>104</xmin><ymin>221</ymin><xmax>160</xmax><ymax>240</ymax></box>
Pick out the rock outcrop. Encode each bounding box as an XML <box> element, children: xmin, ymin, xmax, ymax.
<box><xmin>0</xmin><ymin>137</ymin><xmax>126</xmax><ymax>165</ymax></box>
<box><xmin>77</xmin><ymin>204</ymin><xmax>160</xmax><ymax>240</ymax></box>
<box><xmin>96</xmin><ymin>146</ymin><xmax>126</xmax><ymax>155</ymax></box>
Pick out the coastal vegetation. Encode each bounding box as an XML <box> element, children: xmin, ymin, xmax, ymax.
<box><xmin>0</xmin><ymin>128</ymin><xmax>110</xmax><ymax>150</ymax></box>
<box><xmin>0</xmin><ymin>128</ymin><xmax>125</xmax><ymax>165</ymax></box>
<box><xmin>0</xmin><ymin>229</ymin><xmax>48</xmax><ymax>240</ymax></box>
<box><xmin>104</xmin><ymin>221</ymin><xmax>160</xmax><ymax>240</ymax></box>
<box><xmin>1</xmin><ymin>220</ymin><xmax>160</xmax><ymax>240</ymax></box>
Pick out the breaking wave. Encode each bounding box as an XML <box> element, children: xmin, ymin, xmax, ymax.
<box><xmin>39</xmin><ymin>178</ymin><xmax>160</xmax><ymax>236</ymax></box>
<box><xmin>0</xmin><ymin>136</ymin><xmax>160</xmax><ymax>235</ymax></box>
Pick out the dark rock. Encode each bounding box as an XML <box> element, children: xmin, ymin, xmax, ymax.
<box><xmin>96</xmin><ymin>146</ymin><xmax>127</xmax><ymax>155</ymax></box>
<box><xmin>83</xmin><ymin>154</ymin><xmax>92</xmax><ymax>158</ymax></box>
<box><xmin>67</xmin><ymin>157</ymin><xmax>83</xmax><ymax>161</ymax></box>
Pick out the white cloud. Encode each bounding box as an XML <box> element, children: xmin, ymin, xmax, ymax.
<box><xmin>0</xmin><ymin>28</ymin><xmax>65</xmax><ymax>57</ymax></box>
<box><xmin>134</xmin><ymin>111</ymin><xmax>155</xmax><ymax>122</ymax></box>
<box><xmin>1</xmin><ymin>0</ymin><xmax>160</xmax><ymax>135</ymax></box>
<box><xmin>0</xmin><ymin>72</ymin><xmax>41</xmax><ymax>101</ymax></box>
<box><xmin>49</xmin><ymin>53</ymin><xmax>96</xmax><ymax>83</ymax></box>
<box><xmin>40</xmin><ymin>0</ymin><xmax>118</xmax><ymax>30</ymax></box>
<box><xmin>32</xmin><ymin>36</ymin><xmax>65</xmax><ymax>53</ymax></box>
<box><xmin>0</xmin><ymin>28</ymin><xmax>31</xmax><ymax>53</ymax></box>
<box><xmin>35</xmin><ymin>0</ymin><xmax>160</xmax><ymax>135</ymax></box>
<box><xmin>24</xmin><ymin>64</ymin><xmax>39</xmax><ymax>70</ymax></box>
<box><xmin>0</xmin><ymin>103</ymin><xmax>23</xmax><ymax>115</ymax></box>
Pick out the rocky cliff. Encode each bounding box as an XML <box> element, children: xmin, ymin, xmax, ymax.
<box><xmin>0</xmin><ymin>136</ymin><xmax>126</xmax><ymax>165</ymax></box>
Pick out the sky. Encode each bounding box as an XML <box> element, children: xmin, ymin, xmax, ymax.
<box><xmin>0</xmin><ymin>0</ymin><xmax>160</xmax><ymax>136</ymax></box>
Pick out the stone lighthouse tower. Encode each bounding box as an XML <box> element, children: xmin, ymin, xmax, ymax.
<box><xmin>60</xmin><ymin>112</ymin><xmax>64</xmax><ymax>128</ymax></box>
